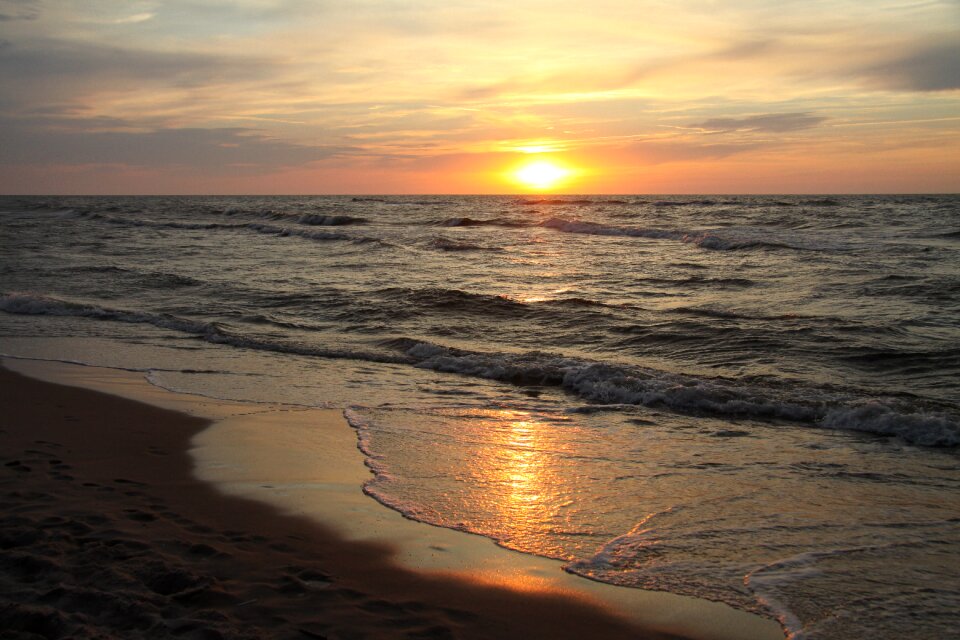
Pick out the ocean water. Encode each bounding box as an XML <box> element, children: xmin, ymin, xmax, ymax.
<box><xmin>1</xmin><ymin>194</ymin><xmax>958</xmax><ymax>639</ymax></box>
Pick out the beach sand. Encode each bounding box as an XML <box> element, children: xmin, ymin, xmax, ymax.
<box><xmin>0</xmin><ymin>360</ymin><xmax>783</xmax><ymax>639</ymax></box>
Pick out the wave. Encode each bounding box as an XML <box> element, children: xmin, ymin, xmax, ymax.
<box><xmin>380</xmin><ymin>337</ymin><xmax>959</xmax><ymax>446</ymax></box>
<box><xmin>431</xmin><ymin>212</ymin><xmax>841</xmax><ymax>253</ymax></box>
<box><xmin>538</xmin><ymin>217</ymin><xmax>830</xmax><ymax>251</ymax></box>
<box><xmin>665</xmin><ymin>306</ymin><xmax>757</xmax><ymax>320</ymax></box>
<box><xmin>542</xmin><ymin>296</ymin><xmax>620</xmax><ymax>309</ymax></box>
<box><xmin>353</xmin><ymin>197</ymin><xmax>456</xmax><ymax>206</ymax></box>
<box><xmin>428</xmin><ymin>237</ymin><xmax>498</xmax><ymax>252</ymax></box>
<box><xmin>203</xmin><ymin>206</ymin><xmax>366</xmax><ymax>226</ymax></box>
<box><xmin>374</xmin><ymin>287</ymin><xmax>629</xmax><ymax>317</ymax></box>
<box><xmin>540</xmin><ymin>217</ymin><xmax>680</xmax><ymax>240</ymax></box>
<box><xmin>74</xmin><ymin>211</ymin><xmax>389</xmax><ymax>247</ymax></box>
<box><xmin>626</xmin><ymin>275</ymin><xmax>756</xmax><ymax>289</ymax></box>
<box><xmin>78</xmin><ymin>211</ymin><xmax>235</xmax><ymax>231</ymax></box>
<box><xmin>801</xmin><ymin>198</ymin><xmax>842</xmax><ymax>207</ymax></box>
<box><xmin>519</xmin><ymin>198</ymin><xmax>827</xmax><ymax>208</ymax></box>
<box><xmin>0</xmin><ymin>292</ymin><xmax>407</xmax><ymax>365</ymax></box>
<box><xmin>376</xmin><ymin>287</ymin><xmax>529</xmax><ymax>316</ymax></box>
<box><xmin>651</xmin><ymin>199</ymin><xmax>721</xmax><ymax>207</ymax></box>
<box><xmin>4</xmin><ymin>290</ymin><xmax>956</xmax><ymax>446</ymax></box>
<box><xmin>297</xmin><ymin>214</ymin><xmax>367</xmax><ymax>226</ymax></box>
<box><xmin>519</xmin><ymin>198</ymin><xmax>630</xmax><ymax>206</ymax></box>
<box><xmin>0</xmin><ymin>292</ymin><xmax>221</xmax><ymax>336</ymax></box>
<box><xmin>55</xmin><ymin>265</ymin><xmax>201</xmax><ymax>288</ymax></box>
<box><xmin>438</xmin><ymin>216</ymin><xmax>528</xmax><ymax>228</ymax></box>
<box><xmin>56</xmin><ymin>265</ymin><xmax>128</xmax><ymax>275</ymax></box>
<box><xmin>680</xmin><ymin>232</ymin><xmax>820</xmax><ymax>252</ymax></box>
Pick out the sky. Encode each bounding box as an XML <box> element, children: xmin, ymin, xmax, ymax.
<box><xmin>0</xmin><ymin>0</ymin><xmax>958</xmax><ymax>194</ymax></box>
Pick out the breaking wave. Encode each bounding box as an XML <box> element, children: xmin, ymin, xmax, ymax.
<box><xmin>0</xmin><ymin>292</ymin><xmax>406</xmax><ymax>365</ymax></box>
<box><xmin>380</xmin><ymin>338</ymin><xmax>959</xmax><ymax>446</ymax></box>
<box><xmin>3</xmin><ymin>291</ymin><xmax>957</xmax><ymax>446</ymax></box>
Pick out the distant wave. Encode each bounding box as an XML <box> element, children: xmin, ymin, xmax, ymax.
<box><xmin>680</xmin><ymin>232</ymin><xmax>815</xmax><ymax>252</ymax></box>
<box><xmin>374</xmin><ymin>286</ymin><xmax>630</xmax><ymax>317</ymax></box>
<box><xmin>297</xmin><ymin>213</ymin><xmax>367</xmax><ymax>226</ymax></box>
<box><xmin>54</xmin><ymin>265</ymin><xmax>202</xmax><ymax>288</ymax></box>
<box><xmin>651</xmin><ymin>199</ymin><xmax>723</xmax><ymax>207</ymax></box>
<box><xmin>428</xmin><ymin>237</ymin><xmax>499</xmax><ymax>252</ymax></box>
<box><xmin>74</xmin><ymin>211</ymin><xmax>388</xmax><ymax>247</ymax></box>
<box><xmin>206</xmin><ymin>206</ymin><xmax>366</xmax><ymax>226</ymax></box>
<box><xmin>540</xmin><ymin>217</ymin><xmax>681</xmax><ymax>240</ymax></box>
<box><xmin>636</xmin><ymin>276</ymin><xmax>756</xmax><ymax>288</ymax></box>
<box><xmin>376</xmin><ymin>287</ymin><xmax>530</xmax><ymax>316</ymax></box>
<box><xmin>515</xmin><ymin>198</ymin><xmax>842</xmax><ymax>208</ymax></box>
<box><xmin>537</xmin><ymin>217</ymin><xmax>833</xmax><ymax>251</ymax></box>
<box><xmin>438</xmin><ymin>216</ymin><xmax>528</xmax><ymax>228</ymax></box>
<box><xmin>519</xmin><ymin>198</ymin><xmax>630</xmax><ymax>206</ymax></box>
<box><xmin>353</xmin><ymin>197</ymin><xmax>457</xmax><ymax>206</ymax></box>
<box><xmin>665</xmin><ymin>306</ymin><xmax>758</xmax><ymax>320</ymax></box>
<box><xmin>78</xmin><ymin>211</ymin><xmax>235</xmax><ymax>231</ymax></box>
<box><xmin>801</xmin><ymin>198</ymin><xmax>842</xmax><ymax>207</ymax></box>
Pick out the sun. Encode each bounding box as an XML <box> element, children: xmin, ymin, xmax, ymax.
<box><xmin>513</xmin><ymin>160</ymin><xmax>571</xmax><ymax>191</ymax></box>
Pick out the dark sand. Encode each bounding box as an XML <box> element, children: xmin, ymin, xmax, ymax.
<box><xmin>0</xmin><ymin>366</ymin><xmax>685</xmax><ymax>640</ymax></box>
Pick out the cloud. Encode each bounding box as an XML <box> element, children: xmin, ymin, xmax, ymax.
<box><xmin>0</xmin><ymin>117</ymin><xmax>355</xmax><ymax>171</ymax></box>
<box><xmin>690</xmin><ymin>112</ymin><xmax>827</xmax><ymax>134</ymax></box>
<box><xmin>0</xmin><ymin>37</ymin><xmax>276</xmax><ymax>117</ymax></box>
<box><xmin>630</xmin><ymin>139</ymin><xmax>766</xmax><ymax>164</ymax></box>
<box><xmin>858</xmin><ymin>38</ymin><xmax>960</xmax><ymax>92</ymax></box>
<box><xmin>0</xmin><ymin>38</ymin><xmax>270</xmax><ymax>88</ymax></box>
<box><xmin>0</xmin><ymin>0</ymin><xmax>39</xmax><ymax>22</ymax></box>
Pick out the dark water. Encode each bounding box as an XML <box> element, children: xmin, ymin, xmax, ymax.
<box><xmin>2</xmin><ymin>195</ymin><xmax>959</xmax><ymax>639</ymax></box>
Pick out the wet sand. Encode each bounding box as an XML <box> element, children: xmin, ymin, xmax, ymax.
<box><xmin>0</xmin><ymin>360</ymin><xmax>783</xmax><ymax>639</ymax></box>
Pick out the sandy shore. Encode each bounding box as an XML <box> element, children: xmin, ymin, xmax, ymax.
<box><xmin>0</xmin><ymin>359</ymin><xmax>783</xmax><ymax>639</ymax></box>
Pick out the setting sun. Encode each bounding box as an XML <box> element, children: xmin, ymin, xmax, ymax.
<box><xmin>513</xmin><ymin>161</ymin><xmax>571</xmax><ymax>191</ymax></box>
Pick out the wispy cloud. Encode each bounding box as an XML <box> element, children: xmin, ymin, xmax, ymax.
<box><xmin>856</xmin><ymin>38</ymin><xmax>960</xmax><ymax>91</ymax></box>
<box><xmin>0</xmin><ymin>116</ymin><xmax>354</xmax><ymax>170</ymax></box>
<box><xmin>0</xmin><ymin>0</ymin><xmax>39</xmax><ymax>22</ymax></box>
<box><xmin>689</xmin><ymin>113</ymin><xmax>828</xmax><ymax>134</ymax></box>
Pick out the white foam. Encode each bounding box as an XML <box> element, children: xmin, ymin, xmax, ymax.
<box><xmin>391</xmin><ymin>339</ymin><xmax>959</xmax><ymax>445</ymax></box>
<box><xmin>822</xmin><ymin>402</ymin><xmax>959</xmax><ymax>446</ymax></box>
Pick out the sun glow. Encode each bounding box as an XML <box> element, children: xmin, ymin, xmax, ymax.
<box><xmin>513</xmin><ymin>160</ymin><xmax>572</xmax><ymax>191</ymax></box>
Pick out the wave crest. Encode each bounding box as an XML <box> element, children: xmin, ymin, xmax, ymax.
<box><xmin>383</xmin><ymin>338</ymin><xmax>959</xmax><ymax>446</ymax></box>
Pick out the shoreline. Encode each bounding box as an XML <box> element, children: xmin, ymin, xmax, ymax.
<box><xmin>1</xmin><ymin>357</ymin><xmax>784</xmax><ymax>639</ymax></box>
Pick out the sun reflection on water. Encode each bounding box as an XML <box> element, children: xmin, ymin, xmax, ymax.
<box><xmin>467</xmin><ymin>410</ymin><xmax>571</xmax><ymax>550</ymax></box>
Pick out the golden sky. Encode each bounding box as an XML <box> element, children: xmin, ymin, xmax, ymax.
<box><xmin>0</xmin><ymin>0</ymin><xmax>958</xmax><ymax>193</ymax></box>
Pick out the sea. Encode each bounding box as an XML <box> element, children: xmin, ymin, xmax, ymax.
<box><xmin>1</xmin><ymin>194</ymin><xmax>958</xmax><ymax>639</ymax></box>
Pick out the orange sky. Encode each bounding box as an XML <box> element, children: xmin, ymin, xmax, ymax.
<box><xmin>0</xmin><ymin>1</ymin><xmax>958</xmax><ymax>194</ymax></box>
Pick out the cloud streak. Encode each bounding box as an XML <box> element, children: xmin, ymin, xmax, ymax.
<box><xmin>690</xmin><ymin>113</ymin><xmax>828</xmax><ymax>134</ymax></box>
<box><xmin>0</xmin><ymin>117</ymin><xmax>354</xmax><ymax>170</ymax></box>
<box><xmin>857</xmin><ymin>38</ymin><xmax>960</xmax><ymax>92</ymax></box>
<box><xmin>0</xmin><ymin>0</ymin><xmax>39</xmax><ymax>22</ymax></box>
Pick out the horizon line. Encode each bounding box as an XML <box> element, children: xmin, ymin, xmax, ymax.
<box><xmin>2</xmin><ymin>192</ymin><xmax>958</xmax><ymax>198</ymax></box>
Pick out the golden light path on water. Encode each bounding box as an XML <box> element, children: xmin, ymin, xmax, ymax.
<box><xmin>444</xmin><ymin>408</ymin><xmax>597</xmax><ymax>560</ymax></box>
<box><xmin>485</xmin><ymin>413</ymin><xmax>554</xmax><ymax>531</ymax></box>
